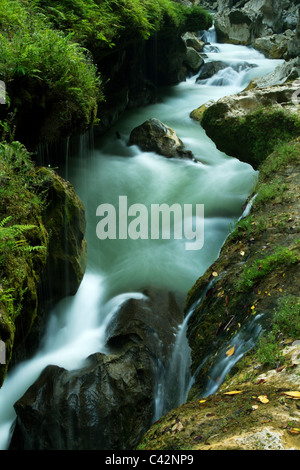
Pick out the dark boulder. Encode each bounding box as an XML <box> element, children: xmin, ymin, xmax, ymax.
<box><xmin>9</xmin><ymin>289</ymin><xmax>185</xmax><ymax>450</ymax></box>
<box><xmin>129</xmin><ymin>118</ymin><xmax>195</xmax><ymax>160</ymax></box>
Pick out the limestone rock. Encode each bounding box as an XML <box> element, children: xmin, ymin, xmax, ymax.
<box><xmin>184</xmin><ymin>47</ymin><xmax>204</xmax><ymax>73</ymax></box>
<box><xmin>197</xmin><ymin>81</ymin><xmax>300</xmax><ymax>168</ymax></box>
<box><xmin>249</xmin><ymin>57</ymin><xmax>300</xmax><ymax>88</ymax></box>
<box><xmin>129</xmin><ymin>118</ymin><xmax>195</xmax><ymax>160</ymax></box>
<box><xmin>214</xmin><ymin>0</ymin><xmax>284</xmax><ymax>45</ymax></box>
<box><xmin>253</xmin><ymin>30</ymin><xmax>295</xmax><ymax>59</ymax></box>
<box><xmin>181</xmin><ymin>32</ymin><xmax>205</xmax><ymax>52</ymax></box>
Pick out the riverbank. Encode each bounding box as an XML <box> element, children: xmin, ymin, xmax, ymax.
<box><xmin>137</xmin><ymin>44</ymin><xmax>300</xmax><ymax>452</ymax></box>
<box><xmin>137</xmin><ymin>138</ymin><xmax>300</xmax><ymax>450</ymax></box>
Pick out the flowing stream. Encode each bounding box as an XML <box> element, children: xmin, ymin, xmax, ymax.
<box><xmin>0</xmin><ymin>26</ymin><xmax>283</xmax><ymax>449</ymax></box>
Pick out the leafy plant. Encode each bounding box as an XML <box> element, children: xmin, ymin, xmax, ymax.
<box><xmin>0</xmin><ymin>216</ymin><xmax>46</xmax><ymax>266</ymax></box>
<box><xmin>256</xmin><ymin>295</ymin><xmax>300</xmax><ymax>368</ymax></box>
<box><xmin>238</xmin><ymin>242</ymin><xmax>299</xmax><ymax>291</ymax></box>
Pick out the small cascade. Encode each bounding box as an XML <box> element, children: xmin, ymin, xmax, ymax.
<box><xmin>153</xmin><ymin>283</ymin><xmax>213</xmax><ymax>420</ymax></box>
<box><xmin>198</xmin><ymin>315</ymin><xmax>263</xmax><ymax>398</ymax></box>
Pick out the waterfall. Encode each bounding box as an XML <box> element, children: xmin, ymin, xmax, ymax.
<box><xmin>0</xmin><ymin>25</ymin><xmax>284</xmax><ymax>449</ymax></box>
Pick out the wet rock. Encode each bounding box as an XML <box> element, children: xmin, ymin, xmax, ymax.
<box><xmin>196</xmin><ymin>60</ymin><xmax>257</xmax><ymax>81</ymax></box>
<box><xmin>38</xmin><ymin>168</ymin><xmax>87</xmax><ymax>308</ymax></box>
<box><xmin>129</xmin><ymin>118</ymin><xmax>195</xmax><ymax>160</ymax></box>
<box><xmin>249</xmin><ymin>57</ymin><xmax>300</xmax><ymax>88</ymax></box>
<box><xmin>181</xmin><ymin>32</ymin><xmax>205</xmax><ymax>52</ymax></box>
<box><xmin>9</xmin><ymin>348</ymin><xmax>156</xmax><ymax>450</ymax></box>
<box><xmin>9</xmin><ymin>289</ymin><xmax>185</xmax><ymax>450</ymax></box>
<box><xmin>184</xmin><ymin>47</ymin><xmax>204</xmax><ymax>73</ymax></box>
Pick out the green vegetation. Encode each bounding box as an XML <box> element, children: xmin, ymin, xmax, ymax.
<box><xmin>238</xmin><ymin>242</ymin><xmax>299</xmax><ymax>292</ymax></box>
<box><xmin>0</xmin><ymin>0</ymin><xmax>102</xmax><ymax>144</ymax></box>
<box><xmin>201</xmin><ymin>106</ymin><xmax>300</xmax><ymax>169</ymax></box>
<box><xmin>30</xmin><ymin>0</ymin><xmax>212</xmax><ymax>47</ymax></box>
<box><xmin>0</xmin><ymin>142</ymin><xmax>48</xmax><ymax>322</ymax></box>
<box><xmin>257</xmin><ymin>295</ymin><xmax>300</xmax><ymax>368</ymax></box>
<box><xmin>0</xmin><ymin>0</ymin><xmax>212</xmax><ymax>145</ymax></box>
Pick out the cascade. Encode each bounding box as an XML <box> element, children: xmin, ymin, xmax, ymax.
<box><xmin>0</xmin><ymin>26</ymin><xmax>284</xmax><ymax>450</ymax></box>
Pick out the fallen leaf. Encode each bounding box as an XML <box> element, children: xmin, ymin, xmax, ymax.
<box><xmin>283</xmin><ymin>391</ymin><xmax>300</xmax><ymax>399</ymax></box>
<box><xmin>288</xmin><ymin>428</ymin><xmax>300</xmax><ymax>435</ymax></box>
<box><xmin>252</xmin><ymin>405</ymin><xmax>259</xmax><ymax>410</ymax></box>
<box><xmin>224</xmin><ymin>391</ymin><xmax>243</xmax><ymax>395</ymax></box>
<box><xmin>226</xmin><ymin>346</ymin><xmax>235</xmax><ymax>357</ymax></box>
<box><xmin>212</xmin><ymin>271</ymin><xmax>218</xmax><ymax>277</ymax></box>
<box><xmin>257</xmin><ymin>395</ymin><xmax>269</xmax><ymax>404</ymax></box>
<box><xmin>199</xmin><ymin>399</ymin><xmax>206</xmax><ymax>404</ymax></box>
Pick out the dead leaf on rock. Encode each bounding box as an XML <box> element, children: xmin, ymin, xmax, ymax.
<box><xmin>257</xmin><ymin>395</ymin><xmax>269</xmax><ymax>404</ymax></box>
<box><xmin>226</xmin><ymin>346</ymin><xmax>235</xmax><ymax>357</ymax></box>
<box><xmin>288</xmin><ymin>428</ymin><xmax>300</xmax><ymax>435</ymax></box>
<box><xmin>283</xmin><ymin>391</ymin><xmax>300</xmax><ymax>399</ymax></box>
<box><xmin>224</xmin><ymin>391</ymin><xmax>243</xmax><ymax>395</ymax></box>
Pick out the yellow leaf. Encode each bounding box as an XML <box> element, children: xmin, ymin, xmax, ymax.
<box><xmin>199</xmin><ymin>399</ymin><xmax>206</xmax><ymax>403</ymax></box>
<box><xmin>226</xmin><ymin>346</ymin><xmax>235</xmax><ymax>357</ymax></box>
<box><xmin>252</xmin><ymin>405</ymin><xmax>259</xmax><ymax>410</ymax></box>
<box><xmin>283</xmin><ymin>391</ymin><xmax>300</xmax><ymax>399</ymax></box>
<box><xmin>289</xmin><ymin>428</ymin><xmax>300</xmax><ymax>435</ymax></box>
<box><xmin>224</xmin><ymin>391</ymin><xmax>243</xmax><ymax>395</ymax></box>
<box><xmin>212</xmin><ymin>271</ymin><xmax>218</xmax><ymax>277</ymax></box>
<box><xmin>257</xmin><ymin>395</ymin><xmax>269</xmax><ymax>404</ymax></box>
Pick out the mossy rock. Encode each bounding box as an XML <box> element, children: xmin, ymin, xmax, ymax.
<box><xmin>199</xmin><ymin>82</ymin><xmax>300</xmax><ymax>169</ymax></box>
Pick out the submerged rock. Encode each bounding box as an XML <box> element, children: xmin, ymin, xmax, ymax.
<box><xmin>9</xmin><ymin>289</ymin><xmax>185</xmax><ymax>450</ymax></box>
<box><xmin>196</xmin><ymin>60</ymin><xmax>257</xmax><ymax>81</ymax></box>
<box><xmin>129</xmin><ymin>118</ymin><xmax>194</xmax><ymax>160</ymax></box>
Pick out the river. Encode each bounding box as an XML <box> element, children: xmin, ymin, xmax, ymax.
<box><xmin>0</xmin><ymin>26</ymin><xmax>283</xmax><ymax>449</ymax></box>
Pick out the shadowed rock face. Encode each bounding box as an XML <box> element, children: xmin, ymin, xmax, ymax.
<box><xmin>9</xmin><ymin>289</ymin><xmax>185</xmax><ymax>450</ymax></box>
<box><xmin>129</xmin><ymin>118</ymin><xmax>195</xmax><ymax>160</ymax></box>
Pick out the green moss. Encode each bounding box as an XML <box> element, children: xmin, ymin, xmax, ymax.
<box><xmin>201</xmin><ymin>107</ymin><xmax>300</xmax><ymax>169</ymax></box>
<box><xmin>30</xmin><ymin>0</ymin><xmax>212</xmax><ymax>48</ymax></box>
<box><xmin>0</xmin><ymin>141</ymin><xmax>49</xmax><ymax>386</ymax></box>
<box><xmin>238</xmin><ymin>242</ymin><xmax>299</xmax><ymax>292</ymax></box>
<box><xmin>256</xmin><ymin>295</ymin><xmax>300</xmax><ymax>368</ymax></box>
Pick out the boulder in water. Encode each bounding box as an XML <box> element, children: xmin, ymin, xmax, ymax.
<box><xmin>129</xmin><ymin>118</ymin><xmax>195</xmax><ymax>160</ymax></box>
<box><xmin>196</xmin><ymin>60</ymin><xmax>257</xmax><ymax>82</ymax></box>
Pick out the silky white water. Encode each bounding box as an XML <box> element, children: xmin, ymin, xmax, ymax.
<box><xmin>0</xmin><ymin>28</ymin><xmax>283</xmax><ymax>449</ymax></box>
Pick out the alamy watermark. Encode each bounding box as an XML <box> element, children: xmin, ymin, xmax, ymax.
<box><xmin>96</xmin><ymin>196</ymin><xmax>204</xmax><ymax>251</ymax></box>
<box><xmin>0</xmin><ymin>81</ymin><xmax>6</xmax><ymax>104</ymax></box>
<box><xmin>0</xmin><ymin>340</ymin><xmax>6</xmax><ymax>364</ymax></box>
